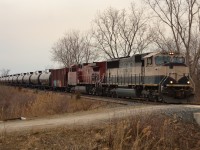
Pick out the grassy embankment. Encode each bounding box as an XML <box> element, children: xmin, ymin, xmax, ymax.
<box><xmin>0</xmin><ymin>85</ymin><xmax>108</xmax><ymax>120</ymax></box>
<box><xmin>0</xmin><ymin>114</ymin><xmax>200</xmax><ymax>149</ymax></box>
<box><xmin>0</xmin><ymin>85</ymin><xmax>200</xmax><ymax>149</ymax></box>
<box><xmin>194</xmin><ymin>78</ymin><xmax>200</xmax><ymax>103</ymax></box>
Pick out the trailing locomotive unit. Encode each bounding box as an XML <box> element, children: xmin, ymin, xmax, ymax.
<box><xmin>105</xmin><ymin>51</ymin><xmax>195</xmax><ymax>103</ymax></box>
<box><xmin>68</xmin><ymin>62</ymin><xmax>106</xmax><ymax>94</ymax></box>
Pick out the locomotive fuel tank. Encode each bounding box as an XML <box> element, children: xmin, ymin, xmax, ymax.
<box><xmin>74</xmin><ymin>86</ymin><xmax>87</xmax><ymax>94</ymax></box>
<box><xmin>111</xmin><ymin>88</ymin><xmax>136</xmax><ymax>98</ymax></box>
<box><xmin>39</xmin><ymin>71</ymin><xmax>51</xmax><ymax>86</ymax></box>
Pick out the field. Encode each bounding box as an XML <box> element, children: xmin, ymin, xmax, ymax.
<box><xmin>0</xmin><ymin>85</ymin><xmax>111</xmax><ymax>120</ymax></box>
<box><xmin>1</xmin><ymin>114</ymin><xmax>200</xmax><ymax>149</ymax></box>
<box><xmin>0</xmin><ymin>85</ymin><xmax>200</xmax><ymax>150</ymax></box>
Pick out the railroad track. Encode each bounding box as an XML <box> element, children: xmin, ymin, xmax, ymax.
<box><xmin>80</xmin><ymin>95</ymin><xmax>165</xmax><ymax>106</ymax></box>
<box><xmin>1</xmin><ymin>85</ymin><xmax>182</xmax><ymax>106</ymax></box>
<box><xmin>48</xmin><ymin>89</ymin><xmax>197</xmax><ymax>106</ymax></box>
<box><xmin>20</xmin><ymin>87</ymin><xmax>160</xmax><ymax>106</ymax></box>
<box><xmin>52</xmin><ymin>90</ymin><xmax>164</xmax><ymax>106</ymax></box>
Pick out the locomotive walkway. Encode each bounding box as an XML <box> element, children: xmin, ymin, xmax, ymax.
<box><xmin>0</xmin><ymin>105</ymin><xmax>200</xmax><ymax>133</ymax></box>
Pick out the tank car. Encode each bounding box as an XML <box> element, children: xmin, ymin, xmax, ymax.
<box><xmin>12</xmin><ymin>74</ymin><xmax>19</xmax><ymax>85</ymax></box>
<box><xmin>0</xmin><ymin>76</ymin><xmax>5</xmax><ymax>84</ymax></box>
<box><xmin>2</xmin><ymin>76</ymin><xmax>6</xmax><ymax>84</ymax></box>
<box><xmin>23</xmin><ymin>72</ymin><xmax>33</xmax><ymax>86</ymax></box>
<box><xmin>4</xmin><ymin>76</ymin><xmax>8</xmax><ymax>84</ymax></box>
<box><xmin>39</xmin><ymin>70</ymin><xmax>51</xmax><ymax>89</ymax></box>
<box><xmin>2</xmin><ymin>77</ymin><xmax>5</xmax><ymax>84</ymax></box>
<box><xmin>17</xmin><ymin>73</ymin><xmax>25</xmax><ymax>85</ymax></box>
<box><xmin>8</xmin><ymin>75</ymin><xmax>13</xmax><ymax>84</ymax></box>
<box><xmin>30</xmin><ymin>71</ymin><xmax>42</xmax><ymax>88</ymax></box>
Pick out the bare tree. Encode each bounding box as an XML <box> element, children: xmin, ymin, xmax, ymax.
<box><xmin>92</xmin><ymin>8</ymin><xmax>121</xmax><ymax>59</ymax></box>
<box><xmin>118</xmin><ymin>4</ymin><xmax>152</xmax><ymax>55</ymax></box>
<box><xmin>92</xmin><ymin>5</ymin><xmax>152</xmax><ymax>59</ymax></box>
<box><xmin>151</xmin><ymin>23</ymin><xmax>183</xmax><ymax>52</ymax></box>
<box><xmin>82</xmin><ymin>32</ymin><xmax>100</xmax><ymax>63</ymax></box>
<box><xmin>51</xmin><ymin>31</ymin><xmax>97</xmax><ymax>67</ymax></box>
<box><xmin>0</xmin><ymin>69</ymin><xmax>10</xmax><ymax>76</ymax></box>
<box><xmin>146</xmin><ymin>0</ymin><xmax>200</xmax><ymax>75</ymax></box>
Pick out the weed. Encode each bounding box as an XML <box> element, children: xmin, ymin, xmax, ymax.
<box><xmin>1</xmin><ymin>114</ymin><xmax>200</xmax><ymax>150</ymax></box>
<box><xmin>75</xmin><ymin>92</ymin><xmax>81</xmax><ymax>100</ymax></box>
<box><xmin>0</xmin><ymin>85</ymin><xmax>106</xmax><ymax>120</ymax></box>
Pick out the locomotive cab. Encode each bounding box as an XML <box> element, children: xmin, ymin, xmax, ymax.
<box><xmin>143</xmin><ymin>52</ymin><xmax>195</xmax><ymax>101</ymax></box>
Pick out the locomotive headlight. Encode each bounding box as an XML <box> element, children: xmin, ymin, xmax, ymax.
<box><xmin>187</xmin><ymin>81</ymin><xmax>190</xmax><ymax>84</ymax></box>
<box><xmin>170</xmin><ymin>81</ymin><xmax>173</xmax><ymax>84</ymax></box>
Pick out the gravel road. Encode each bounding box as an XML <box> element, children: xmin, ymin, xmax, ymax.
<box><xmin>0</xmin><ymin>104</ymin><xmax>200</xmax><ymax>133</ymax></box>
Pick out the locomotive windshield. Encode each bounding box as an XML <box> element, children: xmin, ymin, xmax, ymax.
<box><xmin>155</xmin><ymin>56</ymin><xmax>185</xmax><ymax>65</ymax></box>
<box><xmin>172</xmin><ymin>57</ymin><xmax>185</xmax><ymax>63</ymax></box>
<box><xmin>155</xmin><ymin>56</ymin><xmax>170</xmax><ymax>65</ymax></box>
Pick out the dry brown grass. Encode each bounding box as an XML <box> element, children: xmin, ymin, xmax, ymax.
<box><xmin>192</xmin><ymin>77</ymin><xmax>200</xmax><ymax>104</ymax></box>
<box><xmin>0</xmin><ymin>114</ymin><xmax>200</xmax><ymax>150</ymax></box>
<box><xmin>0</xmin><ymin>85</ymin><xmax>108</xmax><ymax>120</ymax></box>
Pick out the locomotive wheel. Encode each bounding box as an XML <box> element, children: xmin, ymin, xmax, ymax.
<box><xmin>157</xmin><ymin>95</ymin><xmax>164</xmax><ymax>103</ymax></box>
<box><xmin>147</xmin><ymin>94</ymin><xmax>154</xmax><ymax>102</ymax></box>
<box><xmin>111</xmin><ymin>92</ymin><xmax>118</xmax><ymax>98</ymax></box>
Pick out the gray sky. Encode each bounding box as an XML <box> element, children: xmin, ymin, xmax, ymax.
<box><xmin>0</xmin><ymin>0</ymin><xmax>135</xmax><ymax>74</ymax></box>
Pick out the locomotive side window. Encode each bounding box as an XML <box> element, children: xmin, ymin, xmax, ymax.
<box><xmin>147</xmin><ymin>57</ymin><xmax>153</xmax><ymax>66</ymax></box>
<box><xmin>135</xmin><ymin>55</ymin><xmax>142</xmax><ymax>63</ymax></box>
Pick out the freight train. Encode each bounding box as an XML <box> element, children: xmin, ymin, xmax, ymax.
<box><xmin>0</xmin><ymin>51</ymin><xmax>195</xmax><ymax>103</ymax></box>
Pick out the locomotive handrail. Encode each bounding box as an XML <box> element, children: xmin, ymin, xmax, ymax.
<box><xmin>158</xmin><ymin>75</ymin><xmax>169</xmax><ymax>93</ymax></box>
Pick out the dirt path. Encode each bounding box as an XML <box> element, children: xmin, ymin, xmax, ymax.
<box><xmin>0</xmin><ymin>105</ymin><xmax>200</xmax><ymax>133</ymax></box>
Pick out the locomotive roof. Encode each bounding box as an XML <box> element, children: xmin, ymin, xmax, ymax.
<box><xmin>143</xmin><ymin>51</ymin><xmax>184</xmax><ymax>58</ymax></box>
<box><xmin>107</xmin><ymin>52</ymin><xmax>151</xmax><ymax>62</ymax></box>
<box><xmin>143</xmin><ymin>52</ymin><xmax>160</xmax><ymax>58</ymax></box>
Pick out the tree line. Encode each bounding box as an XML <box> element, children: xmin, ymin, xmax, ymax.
<box><xmin>51</xmin><ymin>0</ymin><xmax>200</xmax><ymax>79</ymax></box>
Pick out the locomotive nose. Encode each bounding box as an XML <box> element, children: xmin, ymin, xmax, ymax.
<box><xmin>178</xmin><ymin>76</ymin><xmax>190</xmax><ymax>84</ymax></box>
<box><xmin>163</xmin><ymin>76</ymin><xmax>177</xmax><ymax>85</ymax></box>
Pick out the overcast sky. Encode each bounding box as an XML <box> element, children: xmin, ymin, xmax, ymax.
<box><xmin>0</xmin><ymin>0</ymin><xmax>138</xmax><ymax>74</ymax></box>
